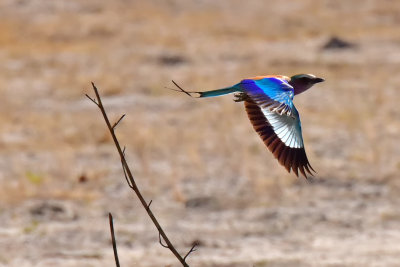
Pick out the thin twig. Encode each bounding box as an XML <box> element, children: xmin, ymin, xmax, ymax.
<box><xmin>121</xmin><ymin>158</ymin><xmax>133</xmax><ymax>189</ymax></box>
<box><xmin>109</xmin><ymin>213</ymin><xmax>120</xmax><ymax>267</ymax></box>
<box><xmin>88</xmin><ymin>82</ymin><xmax>191</xmax><ymax>267</ymax></box>
<box><xmin>183</xmin><ymin>243</ymin><xmax>197</xmax><ymax>262</ymax></box>
<box><xmin>146</xmin><ymin>200</ymin><xmax>153</xmax><ymax>210</ymax></box>
<box><xmin>112</xmin><ymin>114</ymin><xmax>126</xmax><ymax>129</ymax></box>
<box><xmin>85</xmin><ymin>94</ymin><xmax>99</xmax><ymax>106</ymax></box>
<box><xmin>159</xmin><ymin>232</ymin><xmax>169</xmax><ymax>248</ymax></box>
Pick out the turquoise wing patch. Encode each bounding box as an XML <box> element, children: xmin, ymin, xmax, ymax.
<box><xmin>240</xmin><ymin>77</ymin><xmax>295</xmax><ymax>116</ymax></box>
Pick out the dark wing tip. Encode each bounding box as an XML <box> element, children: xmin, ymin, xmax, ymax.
<box><xmin>244</xmin><ymin>99</ymin><xmax>315</xmax><ymax>179</ymax></box>
<box><xmin>291</xmin><ymin>149</ymin><xmax>315</xmax><ymax>179</ymax></box>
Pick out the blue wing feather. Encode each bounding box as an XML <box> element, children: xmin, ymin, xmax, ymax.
<box><xmin>239</xmin><ymin>77</ymin><xmax>295</xmax><ymax>116</ymax></box>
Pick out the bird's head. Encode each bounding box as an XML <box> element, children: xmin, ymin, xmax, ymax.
<box><xmin>289</xmin><ymin>74</ymin><xmax>324</xmax><ymax>95</ymax></box>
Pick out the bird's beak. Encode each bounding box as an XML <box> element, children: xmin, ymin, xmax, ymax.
<box><xmin>313</xmin><ymin>77</ymin><xmax>325</xmax><ymax>83</ymax></box>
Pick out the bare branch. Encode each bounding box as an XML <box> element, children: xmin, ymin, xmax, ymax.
<box><xmin>85</xmin><ymin>94</ymin><xmax>99</xmax><ymax>106</ymax></box>
<box><xmin>183</xmin><ymin>243</ymin><xmax>198</xmax><ymax>262</ymax></box>
<box><xmin>121</xmin><ymin>160</ymin><xmax>133</xmax><ymax>189</ymax></box>
<box><xmin>159</xmin><ymin>232</ymin><xmax>169</xmax><ymax>248</ymax></box>
<box><xmin>120</xmin><ymin>146</ymin><xmax>133</xmax><ymax>188</ymax></box>
<box><xmin>112</xmin><ymin>114</ymin><xmax>126</xmax><ymax>130</ymax></box>
<box><xmin>88</xmin><ymin>82</ymin><xmax>191</xmax><ymax>267</ymax></box>
<box><xmin>146</xmin><ymin>200</ymin><xmax>153</xmax><ymax>210</ymax></box>
<box><xmin>109</xmin><ymin>213</ymin><xmax>120</xmax><ymax>267</ymax></box>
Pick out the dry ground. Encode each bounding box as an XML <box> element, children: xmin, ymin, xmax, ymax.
<box><xmin>0</xmin><ymin>0</ymin><xmax>400</xmax><ymax>266</ymax></box>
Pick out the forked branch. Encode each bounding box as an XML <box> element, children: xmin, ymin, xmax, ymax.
<box><xmin>87</xmin><ymin>83</ymin><xmax>194</xmax><ymax>267</ymax></box>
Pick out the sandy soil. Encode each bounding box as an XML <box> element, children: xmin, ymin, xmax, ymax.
<box><xmin>0</xmin><ymin>0</ymin><xmax>400</xmax><ymax>266</ymax></box>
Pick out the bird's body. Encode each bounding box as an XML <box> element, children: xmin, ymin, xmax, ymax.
<box><xmin>171</xmin><ymin>74</ymin><xmax>324</xmax><ymax>179</ymax></box>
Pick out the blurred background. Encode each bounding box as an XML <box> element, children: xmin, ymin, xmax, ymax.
<box><xmin>0</xmin><ymin>0</ymin><xmax>400</xmax><ymax>266</ymax></box>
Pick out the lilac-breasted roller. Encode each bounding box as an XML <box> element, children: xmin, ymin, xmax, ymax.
<box><xmin>171</xmin><ymin>74</ymin><xmax>324</xmax><ymax>179</ymax></box>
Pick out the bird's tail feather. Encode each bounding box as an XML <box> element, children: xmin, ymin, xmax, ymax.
<box><xmin>170</xmin><ymin>80</ymin><xmax>240</xmax><ymax>98</ymax></box>
<box><xmin>198</xmin><ymin>87</ymin><xmax>239</xmax><ymax>98</ymax></box>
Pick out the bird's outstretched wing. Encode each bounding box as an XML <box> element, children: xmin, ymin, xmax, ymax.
<box><xmin>242</xmin><ymin>78</ymin><xmax>314</xmax><ymax>178</ymax></box>
<box><xmin>240</xmin><ymin>77</ymin><xmax>295</xmax><ymax>117</ymax></box>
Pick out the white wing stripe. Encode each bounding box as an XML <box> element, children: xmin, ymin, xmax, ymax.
<box><xmin>262</xmin><ymin>109</ymin><xmax>303</xmax><ymax>149</ymax></box>
<box><xmin>281</xmin><ymin>127</ymin><xmax>292</xmax><ymax>144</ymax></box>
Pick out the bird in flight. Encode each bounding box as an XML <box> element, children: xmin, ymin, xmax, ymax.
<box><xmin>170</xmin><ymin>74</ymin><xmax>324</xmax><ymax>179</ymax></box>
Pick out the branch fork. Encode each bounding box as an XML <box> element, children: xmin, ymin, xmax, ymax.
<box><xmin>87</xmin><ymin>82</ymin><xmax>195</xmax><ymax>267</ymax></box>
